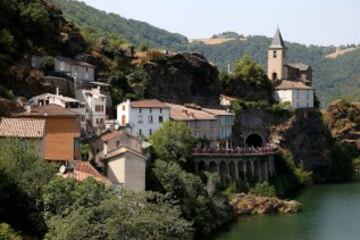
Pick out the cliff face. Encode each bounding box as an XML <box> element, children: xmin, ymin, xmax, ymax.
<box><xmin>324</xmin><ymin>100</ymin><xmax>360</xmax><ymax>149</ymax></box>
<box><xmin>143</xmin><ymin>53</ymin><xmax>221</xmax><ymax>106</ymax></box>
<box><xmin>269</xmin><ymin>110</ymin><xmax>332</xmax><ymax>170</ymax></box>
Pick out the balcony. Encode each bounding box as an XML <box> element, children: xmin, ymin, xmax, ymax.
<box><xmin>193</xmin><ymin>144</ymin><xmax>279</xmax><ymax>157</ymax></box>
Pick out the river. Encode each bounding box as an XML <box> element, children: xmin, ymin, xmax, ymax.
<box><xmin>212</xmin><ymin>182</ymin><xmax>360</xmax><ymax>240</ymax></box>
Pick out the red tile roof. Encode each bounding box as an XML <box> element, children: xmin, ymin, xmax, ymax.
<box><xmin>130</xmin><ymin>99</ymin><xmax>169</xmax><ymax>108</ymax></box>
<box><xmin>220</xmin><ymin>94</ymin><xmax>237</xmax><ymax>101</ymax></box>
<box><xmin>166</xmin><ymin>103</ymin><xmax>216</xmax><ymax>121</ymax></box>
<box><xmin>0</xmin><ymin>118</ymin><xmax>45</xmax><ymax>138</ymax></box>
<box><xmin>62</xmin><ymin>161</ymin><xmax>111</xmax><ymax>185</ymax></box>
<box><xmin>275</xmin><ymin>80</ymin><xmax>313</xmax><ymax>90</ymax></box>
<box><xmin>17</xmin><ymin>104</ymin><xmax>79</xmax><ymax>117</ymax></box>
<box><xmin>100</xmin><ymin>129</ymin><xmax>126</xmax><ymax>142</ymax></box>
<box><xmin>104</xmin><ymin>146</ymin><xmax>147</xmax><ymax>161</ymax></box>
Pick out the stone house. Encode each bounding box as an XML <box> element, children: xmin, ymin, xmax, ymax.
<box><xmin>90</xmin><ymin>129</ymin><xmax>148</xmax><ymax>192</ymax></box>
<box><xmin>166</xmin><ymin>103</ymin><xmax>235</xmax><ymax>148</ymax></box>
<box><xmin>17</xmin><ymin>104</ymin><xmax>81</xmax><ymax>162</ymax></box>
<box><xmin>0</xmin><ymin>118</ymin><xmax>46</xmax><ymax>157</ymax></box>
<box><xmin>54</xmin><ymin>56</ymin><xmax>95</xmax><ymax>83</ymax></box>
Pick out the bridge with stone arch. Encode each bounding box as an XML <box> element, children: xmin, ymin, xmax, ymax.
<box><xmin>193</xmin><ymin>146</ymin><xmax>277</xmax><ymax>183</ymax></box>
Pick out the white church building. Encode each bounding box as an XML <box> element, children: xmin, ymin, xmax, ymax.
<box><xmin>267</xmin><ymin>28</ymin><xmax>315</xmax><ymax>109</ymax></box>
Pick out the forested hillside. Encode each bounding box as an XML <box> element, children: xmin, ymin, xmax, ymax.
<box><xmin>47</xmin><ymin>0</ymin><xmax>360</xmax><ymax>107</ymax></box>
<box><xmin>183</xmin><ymin>37</ymin><xmax>360</xmax><ymax>106</ymax></box>
<box><xmin>47</xmin><ymin>0</ymin><xmax>188</xmax><ymax>48</ymax></box>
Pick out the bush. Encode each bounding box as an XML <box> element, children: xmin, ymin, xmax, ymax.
<box><xmin>0</xmin><ymin>223</ymin><xmax>22</xmax><ymax>240</ymax></box>
<box><xmin>249</xmin><ymin>182</ymin><xmax>277</xmax><ymax>197</ymax></box>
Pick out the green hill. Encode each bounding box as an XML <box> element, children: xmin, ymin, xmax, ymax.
<box><xmin>46</xmin><ymin>0</ymin><xmax>360</xmax><ymax>107</ymax></box>
<box><xmin>182</xmin><ymin>37</ymin><xmax>360</xmax><ymax>107</ymax></box>
<box><xmin>47</xmin><ymin>0</ymin><xmax>188</xmax><ymax>48</ymax></box>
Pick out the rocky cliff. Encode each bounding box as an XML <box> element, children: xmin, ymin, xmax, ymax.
<box><xmin>324</xmin><ymin>100</ymin><xmax>360</xmax><ymax>150</ymax></box>
<box><xmin>143</xmin><ymin>52</ymin><xmax>221</xmax><ymax>106</ymax></box>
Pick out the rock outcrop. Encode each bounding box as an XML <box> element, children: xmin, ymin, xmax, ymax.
<box><xmin>230</xmin><ymin>193</ymin><xmax>301</xmax><ymax>215</ymax></box>
<box><xmin>324</xmin><ymin>100</ymin><xmax>360</xmax><ymax>150</ymax></box>
<box><xmin>143</xmin><ymin>53</ymin><xmax>221</xmax><ymax>107</ymax></box>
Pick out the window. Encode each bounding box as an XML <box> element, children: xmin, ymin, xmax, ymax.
<box><xmin>159</xmin><ymin>116</ymin><xmax>163</xmax><ymax>123</ymax></box>
<box><xmin>273</xmin><ymin>50</ymin><xmax>277</xmax><ymax>58</ymax></box>
<box><xmin>149</xmin><ymin>129</ymin><xmax>152</xmax><ymax>135</ymax></box>
<box><xmin>306</xmin><ymin>91</ymin><xmax>310</xmax><ymax>100</ymax></box>
<box><xmin>81</xmin><ymin>115</ymin><xmax>85</xmax><ymax>121</ymax></box>
<box><xmin>148</xmin><ymin>115</ymin><xmax>153</xmax><ymax>123</ymax></box>
<box><xmin>139</xmin><ymin>108</ymin><xmax>142</xmax><ymax>113</ymax></box>
<box><xmin>139</xmin><ymin>129</ymin><xmax>142</xmax><ymax>136</ymax></box>
<box><xmin>296</xmin><ymin>90</ymin><xmax>300</xmax><ymax>99</ymax></box>
<box><xmin>60</xmin><ymin>61</ymin><xmax>65</xmax><ymax>71</ymax></box>
<box><xmin>195</xmin><ymin>121</ymin><xmax>200</xmax><ymax>128</ymax></box>
<box><xmin>95</xmin><ymin>105</ymin><xmax>104</xmax><ymax>112</ymax></box>
<box><xmin>272</xmin><ymin>72</ymin><xmax>277</xmax><ymax>81</ymax></box>
<box><xmin>116</xmin><ymin>140</ymin><xmax>120</xmax><ymax>147</ymax></box>
<box><xmin>138</xmin><ymin>115</ymin><xmax>143</xmax><ymax>124</ymax></box>
<box><xmin>160</xmin><ymin>108</ymin><xmax>162</xmax><ymax>113</ymax></box>
<box><xmin>150</xmin><ymin>108</ymin><xmax>152</xmax><ymax>113</ymax></box>
<box><xmin>210</xmin><ymin>121</ymin><xmax>215</xmax><ymax>129</ymax></box>
<box><xmin>122</xmin><ymin>105</ymin><xmax>126</xmax><ymax>111</ymax></box>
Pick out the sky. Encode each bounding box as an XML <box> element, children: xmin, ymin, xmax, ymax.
<box><xmin>81</xmin><ymin>0</ymin><xmax>360</xmax><ymax>46</ymax></box>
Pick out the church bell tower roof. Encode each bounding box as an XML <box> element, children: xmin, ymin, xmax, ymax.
<box><xmin>269</xmin><ymin>27</ymin><xmax>287</xmax><ymax>49</ymax></box>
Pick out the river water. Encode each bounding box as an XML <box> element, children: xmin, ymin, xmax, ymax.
<box><xmin>212</xmin><ymin>182</ymin><xmax>360</xmax><ymax>240</ymax></box>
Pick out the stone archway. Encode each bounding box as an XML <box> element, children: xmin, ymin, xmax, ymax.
<box><xmin>246</xmin><ymin>133</ymin><xmax>264</xmax><ymax>148</ymax></box>
<box><xmin>219</xmin><ymin>161</ymin><xmax>227</xmax><ymax>182</ymax></box>
<box><xmin>198</xmin><ymin>161</ymin><xmax>206</xmax><ymax>173</ymax></box>
<box><xmin>209</xmin><ymin>161</ymin><xmax>217</xmax><ymax>173</ymax></box>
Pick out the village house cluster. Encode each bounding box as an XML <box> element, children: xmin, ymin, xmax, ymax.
<box><xmin>0</xmin><ymin>28</ymin><xmax>315</xmax><ymax>192</ymax></box>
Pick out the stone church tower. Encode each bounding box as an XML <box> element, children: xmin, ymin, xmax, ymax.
<box><xmin>267</xmin><ymin>28</ymin><xmax>287</xmax><ymax>81</ymax></box>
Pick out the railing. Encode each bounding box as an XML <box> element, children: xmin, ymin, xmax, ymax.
<box><xmin>193</xmin><ymin>144</ymin><xmax>279</xmax><ymax>156</ymax></box>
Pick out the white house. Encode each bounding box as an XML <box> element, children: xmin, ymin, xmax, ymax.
<box><xmin>29</xmin><ymin>90</ymin><xmax>87</xmax><ymax>132</ymax></box>
<box><xmin>274</xmin><ymin>80</ymin><xmax>314</xmax><ymax>109</ymax></box>
<box><xmin>117</xmin><ymin>99</ymin><xmax>170</xmax><ymax>137</ymax></box>
<box><xmin>76</xmin><ymin>87</ymin><xmax>107</xmax><ymax>136</ymax></box>
<box><xmin>166</xmin><ymin>103</ymin><xmax>234</xmax><ymax>148</ymax></box>
<box><xmin>54</xmin><ymin>56</ymin><xmax>95</xmax><ymax>83</ymax></box>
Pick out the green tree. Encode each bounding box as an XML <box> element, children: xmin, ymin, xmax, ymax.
<box><xmin>233</xmin><ymin>55</ymin><xmax>270</xmax><ymax>86</ymax></box>
<box><xmin>0</xmin><ymin>223</ymin><xmax>22</xmax><ymax>240</ymax></box>
<box><xmin>0</xmin><ymin>138</ymin><xmax>57</xmax><ymax>236</ymax></box>
<box><xmin>153</xmin><ymin>160</ymin><xmax>216</xmax><ymax>235</ymax></box>
<box><xmin>42</xmin><ymin>177</ymin><xmax>112</xmax><ymax>219</ymax></box>
<box><xmin>45</xmin><ymin>192</ymin><xmax>192</xmax><ymax>240</ymax></box>
<box><xmin>149</xmin><ymin>121</ymin><xmax>196</xmax><ymax>164</ymax></box>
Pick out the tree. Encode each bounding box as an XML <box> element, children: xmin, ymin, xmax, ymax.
<box><xmin>0</xmin><ymin>139</ymin><xmax>57</xmax><ymax>236</ymax></box>
<box><xmin>0</xmin><ymin>223</ymin><xmax>22</xmax><ymax>240</ymax></box>
<box><xmin>153</xmin><ymin>160</ymin><xmax>216</xmax><ymax>235</ymax></box>
<box><xmin>45</xmin><ymin>192</ymin><xmax>193</xmax><ymax>240</ymax></box>
<box><xmin>42</xmin><ymin>177</ymin><xmax>112</xmax><ymax>219</ymax></box>
<box><xmin>233</xmin><ymin>55</ymin><xmax>270</xmax><ymax>86</ymax></box>
<box><xmin>149</xmin><ymin>121</ymin><xmax>196</xmax><ymax>164</ymax></box>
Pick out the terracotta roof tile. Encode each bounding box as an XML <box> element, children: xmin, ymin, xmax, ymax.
<box><xmin>130</xmin><ymin>99</ymin><xmax>169</xmax><ymax>108</ymax></box>
<box><xmin>220</xmin><ymin>94</ymin><xmax>236</xmax><ymax>101</ymax></box>
<box><xmin>18</xmin><ymin>104</ymin><xmax>79</xmax><ymax>117</ymax></box>
<box><xmin>100</xmin><ymin>130</ymin><xmax>126</xmax><ymax>142</ymax></box>
<box><xmin>275</xmin><ymin>80</ymin><xmax>313</xmax><ymax>90</ymax></box>
<box><xmin>166</xmin><ymin>103</ymin><xmax>216</xmax><ymax>121</ymax></box>
<box><xmin>62</xmin><ymin>161</ymin><xmax>111</xmax><ymax>185</ymax></box>
<box><xmin>0</xmin><ymin>118</ymin><xmax>45</xmax><ymax>138</ymax></box>
<box><xmin>202</xmin><ymin>107</ymin><xmax>234</xmax><ymax>116</ymax></box>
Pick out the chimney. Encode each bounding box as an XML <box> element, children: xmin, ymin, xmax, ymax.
<box><xmin>56</xmin><ymin>87</ymin><xmax>59</xmax><ymax>96</ymax></box>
